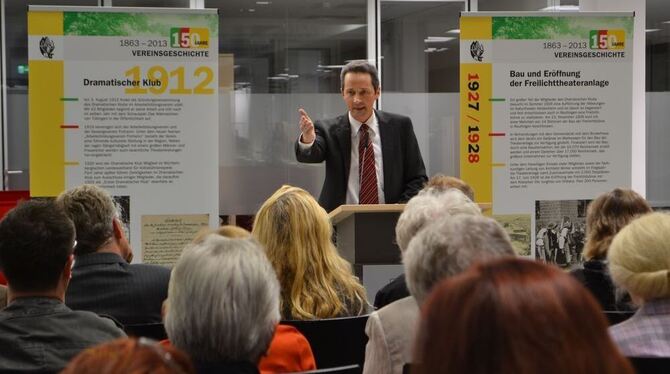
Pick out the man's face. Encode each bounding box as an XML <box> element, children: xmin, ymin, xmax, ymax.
<box><xmin>341</xmin><ymin>72</ymin><xmax>380</xmax><ymax>123</ymax></box>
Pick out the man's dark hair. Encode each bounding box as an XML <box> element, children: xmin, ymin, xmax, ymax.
<box><xmin>0</xmin><ymin>200</ymin><xmax>75</xmax><ymax>292</ymax></box>
<box><xmin>340</xmin><ymin>60</ymin><xmax>380</xmax><ymax>91</ymax></box>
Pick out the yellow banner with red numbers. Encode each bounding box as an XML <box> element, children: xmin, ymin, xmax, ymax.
<box><xmin>460</xmin><ymin>16</ymin><xmax>492</xmax><ymax>205</ymax></box>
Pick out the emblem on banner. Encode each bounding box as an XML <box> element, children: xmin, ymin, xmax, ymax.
<box><xmin>470</xmin><ymin>41</ymin><xmax>484</xmax><ymax>62</ymax></box>
<box><xmin>39</xmin><ymin>37</ymin><xmax>55</xmax><ymax>59</ymax></box>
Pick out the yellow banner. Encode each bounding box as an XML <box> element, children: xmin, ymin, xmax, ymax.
<box><xmin>28</xmin><ymin>11</ymin><xmax>64</xmax><ymax>197</ymax></box>
<box><xmin>460</xmin><ymin>63</ymin><xmax>492</xmax><ymax>205</ymax></box>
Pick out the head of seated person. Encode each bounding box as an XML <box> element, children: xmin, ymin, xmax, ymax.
<box><xmin>0</xmin><ymin>200</ymin><xmax>124</xmax><ymax>372</ymax></box>
<box><xmin>608</xmin><ymin>212</ymin><xmax>670</xmax><ymax>356</ymax></box>
<box><xmin>422</xmin><ymin>174</ymin><xmax>475</xmax><ymax>201</ymax></box>
<box><xmin>413</xmin><ymin>258</ymin><xmax>634</xmax><ymax>374</ymax></box>
<box><xmin>395</xmin><ymin>188</ymin><xmax>481</xmax><ymax>254</ymax></box>
<box><xmin>403</xmin><ymin>213</ymin><xmax>514</xmax><ymax>304</ymax></box>
<box><xmin>55</xmin><ymin>184</ymin><xmax>171</xmax><ymax>325</ymax></box>
<box><xmin>192</xmin><ymin>224</ymin><xmax>250</xmax><ymax>244</ymax></box>
<box><xmin>372</xmin><ymin>188</ymin><xmax>481</xmax><ymax>309</ymax></box>
<box><xmin>164</xmin><ymin>234</ymin><xmax>280</xmax><ymax>370</ymax></box>
<box><xmin>252</xmin><ymin>185</ymin><xmax>368</xmax><ymax>320</ymax></box>
<box><xmin>56</xmin><ymin>184</ymin><xmax>132</xmax><ymax>261</ymax></box>
<box><xmin>62</xmin><ymin>337</ymin><xmax>195</xmax><ymax>374</ymax></box>
<box><xmin>583</xmin><ymin>188</ymin><xmax>651</xmax><ymax>261</ymax></box>
<box><xmin>0</xmin><ymin>199</ymin><xmax>75</xmax><ymax>302</ymax></box>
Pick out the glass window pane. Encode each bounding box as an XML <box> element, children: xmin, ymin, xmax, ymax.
<box><xmin>380</xmin><ymin>1</ymin><xmax>464</xmax><ymax>182</ymax></box>
<box><xmin>381</xmin><ymin>2</ymin><xmax>462</xmax><ymax>93</ymax></box>
<box><xmin>646</xmin><ymin>0</ymin><xmax>670</xmax><ymax>204</ymax></box>
<box><xmin>207</xmin><ymin>0</ymin><xmax>367</xmax><ymax>215</ymax></box>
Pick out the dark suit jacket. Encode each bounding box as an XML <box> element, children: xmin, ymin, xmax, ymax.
<box><xmin>373</xmin><ymin>273</ymin><xmax>409</xmax><ymax>309</ymax></box>
<box><xmin>65</xmin><ymin>252</ymin><xmax>171</xmax><ymax>325</ymax></box>
<box><xmin>295</xmin><ymin>110</ymin><xmax>427</xmax><ymax>212</ymax></box>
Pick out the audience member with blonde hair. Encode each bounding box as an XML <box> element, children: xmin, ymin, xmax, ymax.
<box><xmin>413</xmin><ymin>258</ymin><xmax>633</xmax><ymax>374</ymax></box>
<box><xmin>165</xmin><ymin>235</ymin><xmax>280</xmax><ymax>372</ymax></box>
<box><xmin>571</xmin><ymin>188</ymin><xmax>651</xmax><ymax>311</ymax></box>
<box><xmin>62</xmin><ymin>337</ymin><xmax>195</xmax><ymax>374</ymax></box>
<box><xmin>252</xmin><ymin>185</ymin><xmax>367</xmax><ymax>320</ymax></box>
<box><xmin>609</xmin><ymin>212</ymin><xmax>670</xmax><ymax>356</ymax></box>
<box><xmin>364</xmin><ymin>213</ymin><xmax>511</xmax><ymax>374</ymax></box>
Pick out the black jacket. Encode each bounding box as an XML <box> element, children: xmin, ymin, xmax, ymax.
<box><xmin>295</xmin><ymin>110</ymin><xmax>427</xmax><ymax>212</ymax></box>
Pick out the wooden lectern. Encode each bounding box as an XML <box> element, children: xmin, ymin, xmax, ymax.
<box><xmin>328</xmin><ymin>202</ymin><xmax>491</xmax><ymax>301</ymax></box>
<box><xmin>329</xmin><ymin>204</ymin><xmax>407</xmax><ymax>302</ymax></box>
<box><xmin>329</xmin><ymin>204</ymin><xmax>406</xmax><ymax>265</ymax></box>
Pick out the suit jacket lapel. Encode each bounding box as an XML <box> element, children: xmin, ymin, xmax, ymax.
<box><xmin>333</xmin><ymin>115</ymin><xmax>351</xmax><ymax>187</ymax></box>
<box><xmin>377</xmin><ymin>110</ymin><xmax>394</xmax><ymax>200</ymax></box>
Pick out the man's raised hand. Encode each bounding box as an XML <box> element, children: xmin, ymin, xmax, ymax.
<box><xmin>298</xmin><ymin>108</ymin><xmax>316</xmax><ymax>144</ymax></box>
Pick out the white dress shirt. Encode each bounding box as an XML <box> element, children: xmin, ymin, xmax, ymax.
<box><xmin>346</xmin><ymin>112</ymin><xmax>384</xmax><ymax>204</ymax></box>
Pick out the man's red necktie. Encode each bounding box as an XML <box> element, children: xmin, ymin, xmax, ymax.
<box><xmin>358</xmin><ymin>124</ymin><xmax>379</xmax><ymax>204</ymax></box>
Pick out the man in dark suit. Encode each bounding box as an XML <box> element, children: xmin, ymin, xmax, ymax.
<box><xmin>295</xmin><ymin>60</ymin><xmax>427</xmax><ymax>212</ymax></box>
<box><xmin>56</xmin><ymin>184</ymin><xmax>170</xmax><ymax>326</ymax></box>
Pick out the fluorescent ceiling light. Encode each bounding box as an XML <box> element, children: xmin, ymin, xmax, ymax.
<box><xmin>646</xmin><ymin>29</ymin><xmax>661</xmax><ymax>33</ymax></box>
<box><xmin>256</xmin><ymin>1</ymin><xmax>271</xmax><ymax>4</ymax></box>
<box><xmin>445</xmin><ymin>29</ymin><xmax>460</xmax><ymax>34</ymax></box>
<box><xmin>540</xmin><ymin>5</ymin><xmax>579</xmax><ymax>11</ymax></box>
<box><xmin>424</xmin><ymin>36</ymin><xmax>455</xmax><ymax>43</ymax></box>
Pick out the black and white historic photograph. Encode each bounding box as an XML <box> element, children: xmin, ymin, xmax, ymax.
<box><xmin>534</xmin><ymin>199</ymin><xmax>589</xmax><ymax>268</ymax></box>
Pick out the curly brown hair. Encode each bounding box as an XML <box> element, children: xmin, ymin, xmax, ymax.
<box><xmin>583</xmin><ymin>188</ymin><xmax>651</xmax><ymax>260</ymax></box>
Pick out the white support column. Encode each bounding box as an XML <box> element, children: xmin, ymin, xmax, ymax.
<box><xmin>368</xmin><ymin>0</ymin><xmax>381</xmax><ymax>109</ymax></box>
<box><xmin>1</xmin><ymin>0</ymin><xmax>7</xmax><ymax>190</ymax></box>
<box><xmin>190</xmin><ymin>0</ymin><xmax>205</xmax><ymax>9</ymax></box>
<box><xmin>580</xmin><ymin>0</ymin><xmax>646</xmax><ymax>196</ymax></box>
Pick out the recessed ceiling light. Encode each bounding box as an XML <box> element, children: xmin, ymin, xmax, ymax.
<box><xmin>248</xmin><ymin>8</ymin><xmax>256</xmax><ymax>12</ymax></box>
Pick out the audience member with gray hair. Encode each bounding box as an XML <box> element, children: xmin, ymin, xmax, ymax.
<box><xmin>403</xmin><ymin>214</ymin><xmax>516</xmax><ymax>303</ymax></box>
<box><xmin>57</xmin><ymin>184</ymin><xmax>171</xmax><ymax>325</ymax></box>
<box><xmin>395</xmin><ymin>188</ymin><xmax>481</xmax><ymax>252</ymax></box>
<box><xmin>364</xmin><ymin>207</ymin><xmax>507</xmax><ymax>374</ymax></box>
<box><xmin>374</xmin><ymin>188</ymin><xmax>481</xmax><ymax>308</ymax></box>
<box><xmin>608</xmin><ymin>212</ymin><xmax>670</xmax><ymax>356</ymax></box>
<box><xmin>164</xmin><ymin>234</ymin><xmax>280</xmax><ymax>373</ymax></box>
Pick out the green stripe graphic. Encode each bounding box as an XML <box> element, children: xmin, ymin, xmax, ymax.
<box><xmin>492</xmin><ymin>16</ymin><xmax>633</xmax><ymax>40</ymax></box>
<box><xmin>63</xmin><ymin>12</ymin><xmax>219</xmax><ymax>37</ymax></box>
